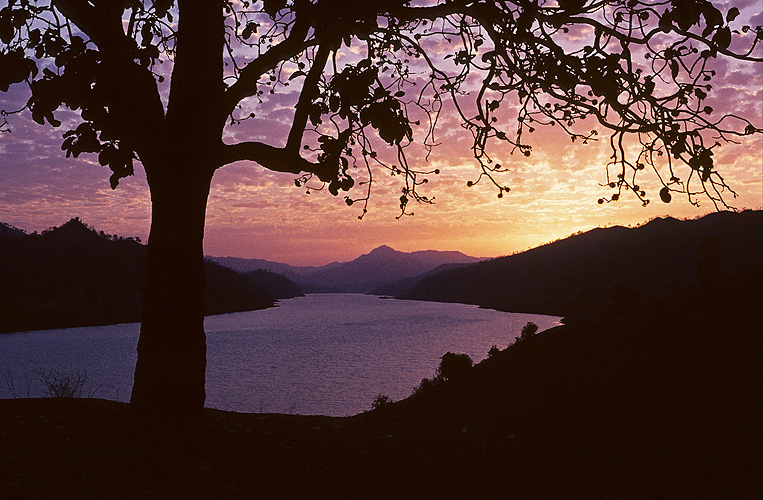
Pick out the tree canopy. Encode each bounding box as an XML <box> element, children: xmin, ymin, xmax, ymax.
<box><xmin>1</xmin><ymin>0</ymin><xmax>761</xmax><ymax>214</ymax></box>
<box><xmin>1</xmin><ymin>0</ymin><xmax>761</xmax><ymax>413</ymax></box>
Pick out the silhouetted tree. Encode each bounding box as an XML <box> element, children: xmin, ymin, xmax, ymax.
<box><xmin>437</xmin><ymin>352</ymin><xmax>473</xmax><ymax>381</ymax></box>
<box><xmin>518</xmin><ymin>321</ymin><xmax>539</xmax><ymax>341</ymax></box>
<box><xmin>1</xmin><ymin>1</ymin><xmax>761</xmax><ymax>413</ymax></box>
<box><xmin>371</xmin><ymin>393</ymin><xmax>393</xmax><ymax>410</ymax></box>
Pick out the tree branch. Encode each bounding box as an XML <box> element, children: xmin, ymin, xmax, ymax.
<box><xmin>53</xmin><ymin>0</ymin><xmax>165</xmax><ymax>154</ymax></box>
<box><xmin>286</xmin><ymin>43</ymin><xmax>331</xmax><ymax>153</ymax></box>
<box><xmin>387</xmin><ymin>0</ymin><xmax>470</xmax><ymax>24</ymax></box>
<box><xmin>223</xmin><ymin>21</ymin><xmax>312</xmax><ymax>116</ymax></box>
<box><xmin>52</xmin><ymin>0</ymin><xmax>129</xmax><ymax>53</ymax></box>
<box><xmin>220</xmin><ymin>141</ymin><xmax>336</xmax><ymax>183</ymax></box>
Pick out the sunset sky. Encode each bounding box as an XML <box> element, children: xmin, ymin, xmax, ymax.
<box><xmin>1</xmin><ymin>1</ymin><xmax>761</xmax><ymax>266</ymax></box>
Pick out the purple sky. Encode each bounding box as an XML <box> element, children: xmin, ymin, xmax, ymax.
<box><xmin>1</xmin><ymin>2</ymin><xmax>761</xmax><ymax>265</ymax></box>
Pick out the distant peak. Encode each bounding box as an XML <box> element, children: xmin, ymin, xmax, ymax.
<box><xmin>642</xmin><ymin>216</ymin><xmax>679</xmax><ymax>228</ymax></box>
<box><xmin>52</xmin><ymin>217</ymin><xmax>95</xmax><ymax>234</ymax></box>
<box><xmin>61</xmin><ymin>217</ymin><xmax>87</xmax><ymax>228</ymax></box>
<box><xmin>369</xmin><ymin>245</ymin><xmax>397</xmax><ymax>255</ymax></box>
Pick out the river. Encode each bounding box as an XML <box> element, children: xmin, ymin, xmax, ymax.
<box><xmin>0</xmin><ymin>294</ymin><xmax>561</xmax><ymax>416</ymax></box>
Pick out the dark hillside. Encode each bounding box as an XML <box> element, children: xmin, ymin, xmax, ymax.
<box><xmin>0</xmin><ymin>219</ymin><xmax>278</xmax><ymax>333</ymax></box>
<box><xmin>390</xmin><ymin>211</ymin><xmax>763</xmax><ymax>497</ymax></box>
<box><xmin>385</xmin><ymin>308</ymin><xmax>762</xmax><ymax>499</ymax></box>
<box><xmin>203</xmin><ymin>262</ymin><xmax>274</xmax><ymax>317</ymax></box>
<box><xmin>243</xmin><ymin>269</ymin><xmax>304</xmax><ymax>300</ymax></box>
<box><xmin>369</xmin><ymin>262</ymin><xmax>476</xmax><ymax>296</ymax></box>
<box><xmin>403</xmin><ymin>210</ymin><xmax>763</xmax><ymax>317</ymax></box>
<box><xmin>0</xmin><ymin>222</ymin><xmax>27</xmax><ymax>239</ymax></box>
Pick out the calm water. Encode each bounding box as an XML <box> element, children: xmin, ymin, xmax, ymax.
<box><xmin>0</xmin><ymin>294</ymin><xmax>561</xmax><ymax>416</ymax></box>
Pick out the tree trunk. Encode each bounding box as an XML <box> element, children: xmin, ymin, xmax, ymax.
<box><xmin>129</xmin><ymin>2</ymin><xmax>224</xmax><ymax>415</ymax></box>
<box><xmin>129</xmin><ymin>159</ymin><xmax>214</xmax><ymax>415</ymax></box>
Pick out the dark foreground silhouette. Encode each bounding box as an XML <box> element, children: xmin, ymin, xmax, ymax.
<box><xmin>1</xmin><ymin>310</ymin><xmax>760</xmax><ymax>499</ymax></box>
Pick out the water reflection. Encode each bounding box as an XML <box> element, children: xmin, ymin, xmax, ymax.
<box><xmin>0</xmin><ymin>294</ymin><xmax>561</xmax><ymax>416</ymax></box>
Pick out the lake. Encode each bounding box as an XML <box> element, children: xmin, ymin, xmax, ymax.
<box><xmin>0</xmin><ymin>294</ymin><xmax>561</xmax><ymax>416</ymax></box>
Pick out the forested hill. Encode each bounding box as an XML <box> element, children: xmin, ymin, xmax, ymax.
<box><xmin>0</xmin><ymin>218</ymin><xmax>302</xmax><ymax>333</ymax></box>
<box><xmin>402</xmin><ymin>210</ymin><xmax>763</xmax><ymax>318</ymax></box>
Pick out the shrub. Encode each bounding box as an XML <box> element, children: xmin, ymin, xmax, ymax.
<box><xmin>412</xmin><ymin>352</ymin><xmax>475</xmax><ymax>398</ymax></box>
<box><xmin>436</xmin><ymin>352</ymin><xmax>473</xmax><ymax>382</ymax></box>
<box><xmin>33</xmin><ymin>368</ymin><xmax>99</xmax><ymax>398</ymax></box>
<box><xmin>488</xmin><ymin>345</ymin><xmax>500</xmax><ymax>358</ymax></box>
<box><xmin>517</xmin><ymin>321</ymin><xmax>539</xmax><ymax>342</ymax></box>
<box><xmin>413</xmin><ymin>377</ymin><xmax>434</xmax><ymax>396</ymax></box>
<box><xmin>3</xmin><ymin>370</ymin><xmax>31</xmax><ymax>399</ymax></box>
<box><xmin>371</xmin><ymin>393</ymin><xmax>392</xmax><ymax>410</ymax></box>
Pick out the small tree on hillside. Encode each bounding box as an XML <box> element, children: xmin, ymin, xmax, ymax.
<box><xmin>518</xmin><ymin>321</ymin><xmax>539</xmax><ymax>342</ymax></box>
<box><xmin>1</xmin><ymin>1</ymin><xmax>760</xmax><ymax>414</ymax></box>
<box><xmin>437</xmin><ymin>352</ymin><xmax>473</xmax><ymax>381</ymax></box>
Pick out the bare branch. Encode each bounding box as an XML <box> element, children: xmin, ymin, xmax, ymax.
<box><xmin>286</xmin><ymin>43</ymin><xmax>331</xmax><ymax>153</ymax></box>
<box><xmin>223</xmin><ymin>21</ymin><xmax>312</xmax><ymax>116</ymax></box>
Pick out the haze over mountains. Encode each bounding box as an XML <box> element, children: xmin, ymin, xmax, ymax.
<box><xmin>210</xmin><ymin>246</ymin><xmax>483</xmax><ymax>293</ymax></box>
<box><xmin>212</xmin><ymin>210</ymin><xmax>762</xmax><ymax>313</ymax></box>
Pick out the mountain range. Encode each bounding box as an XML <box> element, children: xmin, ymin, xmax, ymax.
<box><xmin>5</xmin><ymin>210</ymin><xmax>761</xmax><ymax>332</ymax></box>
<box><xmin>209</xmin><ymin>245</ymin><xmax>483</xmax><ymax>293</ymax></box>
